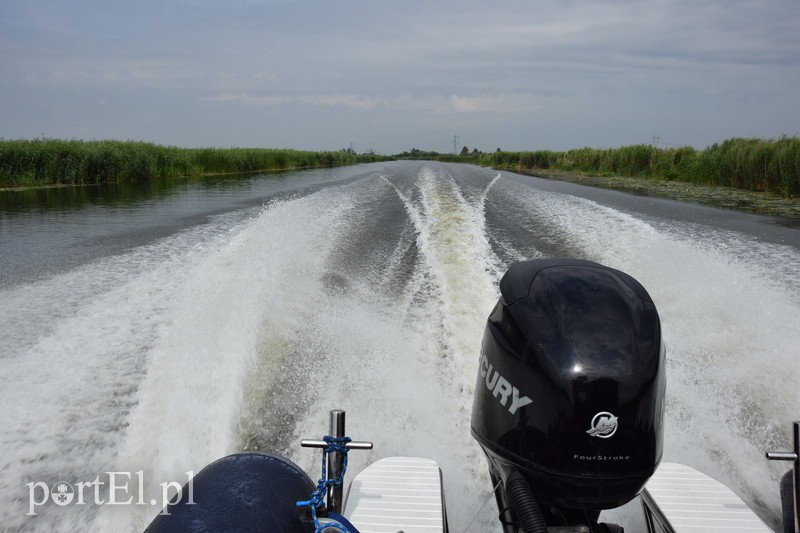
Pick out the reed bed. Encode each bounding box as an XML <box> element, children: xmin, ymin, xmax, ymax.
<box><xmin>477</xmin><ymin>137</ymin><xmax>800</xmax><ymax>197</ymax></box>
<box><xmin>0</xmin><ymin>139</ymin><xmax>387</xmax><ymax>187</ymax></box>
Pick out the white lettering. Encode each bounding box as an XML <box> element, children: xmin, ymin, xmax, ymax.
<box><xmin>108</xmin><ymin>472</ymin><xmax>133</xmax><ymax>505</ymax></box>
<box><xmin>51</xmin><ymin>483</ymin><xmax>73</xmax><ymax>507</ymax></box>
<box><xmin>481</xmin><ymin>350</ymin><xmax>533</xmax><ymax>415</ymax></box>
<box><xmin>75</xmin><ymin>480</ymin><xmax>93</xmax><ymax>505</ymax></box>
<box><xmin>485</xmin><ymin>366</ymin><xmax>499</xmax><ymax>390</ymax></box>
<box><xmin>136</xmin><ymin>471</ymin><xmax>146</xmax><ymax>505</ymax></box>
<box><xmin>26</xmin><ymin>472</ymin><xmax>197</xmax><ymax>513</ymax></box>
<box><xmin>26</xmin><ymin>482</ymin><xmax>49</xmax><ymax>516</ymax></box>
<box><xmin>509</xmin><ymin>387</ymin><xmax>533</xmax><ymax>415</ymax></box>
<box><xmin>159</xmin><ymin>481</ymin><xmax>183</xmax><ymax>515</ymax></box>
<box><xmin>493</xmin><ymin>376</ymin><xmax>513</xmax><ymax>406</ymax></box>
<box><xmin>573</xmin><ymin>454</ymin><xmax>631</xmax><ymax>461</ymax></box>
<box><xmin>93</xmin><ymin>476</ymin><xmax>106</xmax><ymax>505</ymax></box>
<box><xmin>184</xmin><ymin>471</ymin><xmax>195</xmax><ymax>505</ymax></box>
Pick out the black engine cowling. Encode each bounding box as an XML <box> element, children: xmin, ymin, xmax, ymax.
<box><xmin>471</xmin><ymin>259</ymin><xmax>666</xmax><ymax>512</ymax></box>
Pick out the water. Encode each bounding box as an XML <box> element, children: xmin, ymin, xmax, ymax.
<box><xmin>1</xmin><ymin>162</ymin><xmax>798</xmax><ymax>532</ymax></box>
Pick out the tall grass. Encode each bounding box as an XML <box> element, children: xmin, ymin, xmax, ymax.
<box><xmin>477</xmin><ymin>137</ymin><xmax>800</xmax><ymax>197</ymax></box>
<box><xmin>0</xmin><ymin>139</ymin><xmax>388</xmax><ymax>187</ymax></box>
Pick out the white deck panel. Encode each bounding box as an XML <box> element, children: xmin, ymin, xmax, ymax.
<box><xmin>643</xmin><ymin>462</ymin><xmax>773</xmax><ymax>532</ymax></box>
<box><xmin>344</xmin><ymin>457</ymin><xmax>445</xmax><ymax>533</ymax></box>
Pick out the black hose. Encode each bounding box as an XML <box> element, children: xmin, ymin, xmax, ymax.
<box><xmin>505</xmin><ymin>471</ymin><xmax>547</xmax><ymax>533</ymax></box>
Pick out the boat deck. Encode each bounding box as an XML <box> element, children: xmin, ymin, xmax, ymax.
<box><xmin>344</xmin><ymin>457</ymin><xmax>446</xmax><ymax>533</ymax></box>
<box><xmin>642</xmin><ymin>462</ymin><xmax>773</xmax><ymax>533</ymax></box>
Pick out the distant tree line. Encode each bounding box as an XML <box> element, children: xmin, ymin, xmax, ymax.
<box><xmin>395</xmin><ymin>146</ymin><xmax>495</xmax><ymax>160</ymax></box>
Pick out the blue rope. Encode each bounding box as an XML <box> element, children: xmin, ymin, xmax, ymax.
<box><xmin>296</xmin><ymin>435</ymin><xmax>354</xmax><ymax>533</ymax></box>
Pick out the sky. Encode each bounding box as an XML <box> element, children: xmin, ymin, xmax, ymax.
<box><xmin>1</xmin><ymin>0</ymin><xmax>798</xmax><ymax>154</ymax></box>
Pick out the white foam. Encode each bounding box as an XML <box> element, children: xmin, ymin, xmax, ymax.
<box><xmin>5</xmin><ymin>166</ymin><xmax>797</xmax><ymax>532</ymax></box>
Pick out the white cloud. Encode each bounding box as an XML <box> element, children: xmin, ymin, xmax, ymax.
<box><xmin>299</xmin><ymin>94</ymin><xmax>377</xmax><ymax>110</ymax></box>
<box><xmin>200</xmin><ymin>93</ymin><xmax>290</xmax><ymax>106</ymax></box>
<box><xmin>200</xmin><ymin>92</ymin><xmax>377</xmax><ymax>110</ymax></box>
<box><xmin>441</xmin><ymin>95</ymin><xmax>488</xmax><ymax>114</ymax></box>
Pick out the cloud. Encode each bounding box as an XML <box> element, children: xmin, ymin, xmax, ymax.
<box><xmin>1</xmin><ymin>0</ymin><xmax>798</xmax><ymax>151</ymax></box>
<box><xmin>200</xmin><ymin>93</ymin><xmax>290</xmax><ymax>106</ymax></box>
<box><xmin>428</xmin><ymin>93</ymin><xmax>554</xmax><ymax>115</ymax></box>
<box><xmin>441</xmin><ymin>95</ymin><xmax>489</xmax><ymax>114</ymax></box>
<box><xmin>200</xmin><ymin>92</ymin><xmax>377</xmax><ymax>110</ymax></box>
<box><xmin>300</xmin><ymin>94</ymin><xmax>377</xmax><ymax>110</ymax></box>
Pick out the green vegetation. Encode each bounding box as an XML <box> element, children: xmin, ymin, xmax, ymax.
<box><xmin>397</xmin><ymin>137</ymin><xmax>800</xmax><ymax>198</ymax></box>
<box><xmin>6</xmin><ymin>137</ymin><xmax>799</xmax><ymax>198</ymax></box>
<box><xmin>0</xmin><ymin>139</ymin><xmax>389</xmax><ymax>188</ymax></box>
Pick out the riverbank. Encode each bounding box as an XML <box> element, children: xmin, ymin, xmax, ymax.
<box><xmin>522</xmin><ymin>169</ymin><xmax>800</xmax><ymax>222</ymax></box>
<box><xmin>0</xmin><ymin>139</ymin><xmax>389</xmax><ymax>188</ymax></box>
<box><xmin>0</xmin><ymin>166</ymin><xmax>337</xmax><ymax>192</ymax></box>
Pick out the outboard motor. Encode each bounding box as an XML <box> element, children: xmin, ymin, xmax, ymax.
<box><xmin>472</xmin><ymin>259</ymin><xmax>666</xmax><ymax>532</ymax></box>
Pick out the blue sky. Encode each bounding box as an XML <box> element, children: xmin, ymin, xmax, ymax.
<box><xmin>1</xmin><ymin>0</ymin><xmax>798</xmax><ymax>154</ymax></box>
